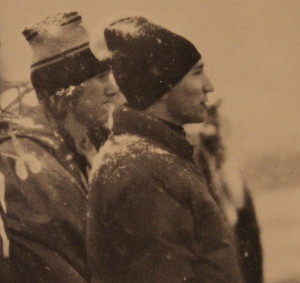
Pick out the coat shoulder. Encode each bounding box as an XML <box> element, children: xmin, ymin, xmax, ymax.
<box><xmin>90</xmin><ymin>133</ymin><xmax>174</xmax><ymax>182</ymax></box>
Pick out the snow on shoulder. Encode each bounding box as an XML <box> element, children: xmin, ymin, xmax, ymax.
<box><xmin>90</xmin><ymin>133</ymin><xmax>170</xmax><ymax>183</ymax></box>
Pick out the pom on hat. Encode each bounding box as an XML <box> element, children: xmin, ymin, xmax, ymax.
<box><xmin>104</xmin><ymin>16</ymin><xmax>201</xmax><ymax>110</ymax></box>
<box><xmin>23</xmin><ymin>11</ymin><xmax>111</xmax><ymax>95</ymax></box>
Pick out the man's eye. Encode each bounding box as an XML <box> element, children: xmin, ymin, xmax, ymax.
<box><xmin>194</xmin><ymin>70</ymin><xmax>202</xmax><ymax>75</ymax></box>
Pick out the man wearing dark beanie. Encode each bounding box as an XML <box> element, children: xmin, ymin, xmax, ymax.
<box><xmin>87</xmin><ymin>16</ymin><xmax>244</xmax><ymax>283</ymax></box>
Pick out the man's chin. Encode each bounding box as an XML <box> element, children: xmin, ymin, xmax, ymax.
<box><xmin>77</xmin><ymin>113</ymin><xmax>109</xmax><ymax>129</ymax></box>
<box><xmin>186</xmin><ymin>115</ymin><xmax>206</xmax><ymax>124</ymax></box>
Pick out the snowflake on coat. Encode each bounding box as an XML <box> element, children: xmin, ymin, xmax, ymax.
<box><xmin>90</xmin><ymin>133</ymin><xmax>172</xmax><ymax>185</ymax></box>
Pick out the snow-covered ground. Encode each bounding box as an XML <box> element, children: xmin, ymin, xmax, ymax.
<box><xmin>253</xmin><ymin>185</ymin><xmax>300</xmax><ymax>283</ymax></box>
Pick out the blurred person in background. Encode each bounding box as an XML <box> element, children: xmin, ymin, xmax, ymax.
<box><xmin>0</xmin><ymin>11</ymin><xmax>123</xmax><ymax>282</ymax></box>
<box><xmin>188</xmin><ymin>99</ymin><xmax>263</xmax><ymax>283</ymax></box>
<box><xmin>87</xmin><ymin>16</ymin><xmax>244</xmax><ymax>283</ymax></box>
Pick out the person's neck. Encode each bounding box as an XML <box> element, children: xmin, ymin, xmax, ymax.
<box><xmin>62</xmin><ymin>112</ymin><xmax>97</xmax><ymax>166</ymax></box>
<box><xmin>145</xmin><ymin>100</ymin><xmax>183</xmax><ymax>126</ymax></box>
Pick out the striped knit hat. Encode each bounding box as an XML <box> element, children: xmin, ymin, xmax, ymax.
<box><xmin>23</xmin><ymin>11</ymin><xmax>110</xmax><ymax>96</ymax></box>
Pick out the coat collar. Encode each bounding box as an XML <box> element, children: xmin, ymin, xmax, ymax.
<box><xmin>112</xmin><ymin>105</ymin><xmax>194</xmax><ymax>161</ymax></box>
<box><xmin>159</xmin><ymin>119</ymin><xmax>187</xmax><ymax>138</ymax></box>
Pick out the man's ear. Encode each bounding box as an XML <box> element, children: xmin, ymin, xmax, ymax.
<box><xmin>66</xmin><ymin>85</ymin><xmax>83</xmax><ymax>109</ymax></box>
<box><xmin>44</xmin><ymin>94</ymin><xmax>70</xmax><ymax>121</ymax></box>
<box><xmin>55</xmin><ymin>96</ymin><xmax>70</xmax><ymax>120</ymax></box>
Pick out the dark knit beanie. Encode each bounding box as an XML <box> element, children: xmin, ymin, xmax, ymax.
<box><xmin>22</xmin><ymin>11</ymin><xmax>110</xmax><ymax>97</ymax></box>
<box><xmin>104</xmin><ymin>16</ymin><xmax>201</xmax><ymax>110</ymax></box>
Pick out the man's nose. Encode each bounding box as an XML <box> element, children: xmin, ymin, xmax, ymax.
<box><xmin>104</xmin><ymin>75</ymin><xmax>119</xmax><ymax>97</ymax></box>
<box><xmin>203</xmin><ymin>74</ymin><xmax>214</xmax><ymax>93</ymax></box>
<box><xmin>111</xmin><ymin>90</ymin><xmax>127</xmax><ymax>106</ymax></box>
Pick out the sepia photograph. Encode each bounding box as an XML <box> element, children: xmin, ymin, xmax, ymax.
<box><xmin>0</xmin><ymin>0</ymin><xmax>299</xmax><ymax>282</ymax></box>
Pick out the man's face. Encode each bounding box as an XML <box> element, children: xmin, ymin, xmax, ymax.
<box><xmin>71</xmin><ymin>71</ymin><xmax>125</xmax><ymax>128</ymax></box>
<box><xmin>165</xmin><ymin>59</ymin><xmax>214</xmax><ymax>124</ymax></box>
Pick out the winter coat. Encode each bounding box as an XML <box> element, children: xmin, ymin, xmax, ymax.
<box><xmin>185</xmin><ymin>101</ymin><xmax>263</xmax><ymax>283</ymax></box>
<box><xmin>87</xmin><ymin>106</ymin><xmax>244</xmax><ymax>283</ymax></box>
<box><xmin>195</xmin><ymin>150</ymin><xmax>263</xmax><ymax>283</ymax></box>
<box><xmin>234</xmin><ymin>187</ymin><xmax>263</xmax><ymax>283</ymax></box>
<box><xmin>0</xmin><ymin>100</ymin><xmax>89</xmax><ymax>282</ymax></box>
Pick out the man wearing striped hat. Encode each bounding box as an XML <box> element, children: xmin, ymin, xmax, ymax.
<box><xmin>0</xmin><ymin>11</ymin><xmax>122</xmax><ymax>282</ymax></box>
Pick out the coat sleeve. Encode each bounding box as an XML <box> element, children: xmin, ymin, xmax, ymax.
<box><xmin>88</xmin><ymin>168</ymin><xmax>243</xmax><ymax>283</ymax></box>
<box><xmin>235</xmin><ymin>187</ymin><xmax>263</xmax><ymax>283</ymax></box>
<box><xmin>0</xmin><ymin>138</ymin><xmax>88</xmax><ymax>283</ymax></box>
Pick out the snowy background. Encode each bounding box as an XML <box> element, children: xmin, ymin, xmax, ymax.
<box><xmin>1</xmin><ymin>1</ymin><xmax>300</xmax><ymax>282</ymax></box>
